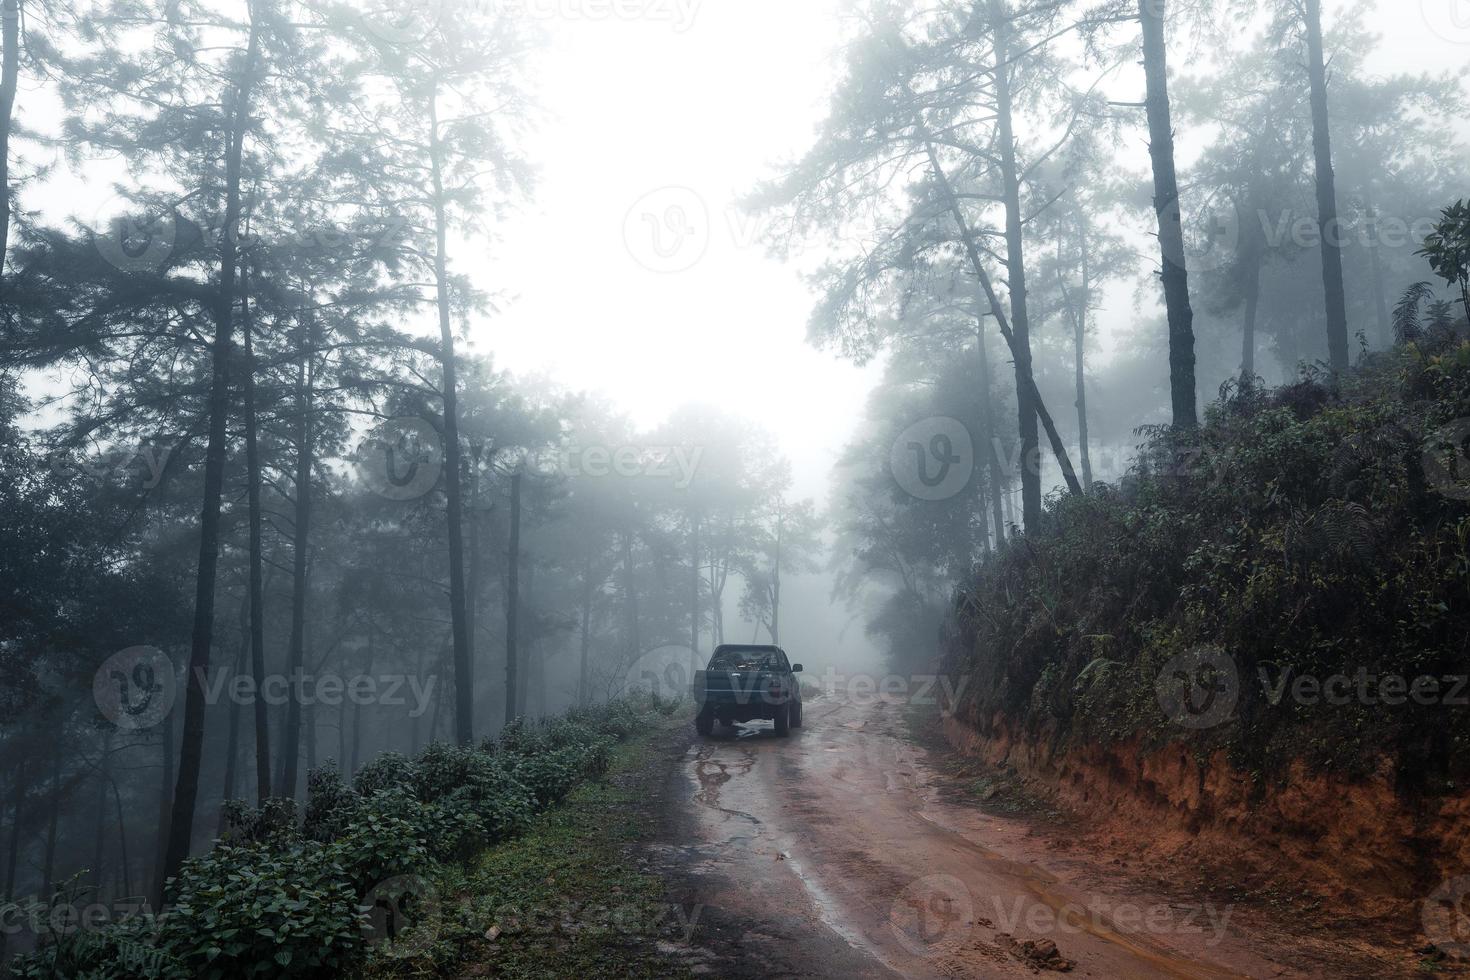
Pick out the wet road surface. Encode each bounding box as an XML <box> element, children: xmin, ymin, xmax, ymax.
<box><xmin>653</xmin><ymin>691</ymin><xmax>1310</xmax><ymax>979</ymax></box>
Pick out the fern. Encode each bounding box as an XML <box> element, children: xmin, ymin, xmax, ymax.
<box><xmin>1394</xmin><ymin>281</ymin><xmax>1437</xmax><ymax>344</ymax></box>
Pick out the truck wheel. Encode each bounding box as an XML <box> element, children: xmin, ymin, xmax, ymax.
<box><xmin>773</xmin><ymin>704</ymin><xmax>790</xmax><ymax>738</ymax></box>
<box><xmin>696</xmin><ymin>706</ymin><xmax>714</xmax><ymax>736</ymax></box>
<box><xmin>791</xmin><ymin>702</ymin><xmax>803</xmax><ymax>728</ymax></box>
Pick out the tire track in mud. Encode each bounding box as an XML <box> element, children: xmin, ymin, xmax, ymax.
<box><xmin>667</xmin><ymin>692</ymin><xmax>1316</xmax><ymax>979</ymax></box>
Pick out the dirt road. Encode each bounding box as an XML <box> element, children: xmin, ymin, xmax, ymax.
<box><xmin>648</xmin><ymin>690</ymin><xmax>1398</xmax><ymax>979</ymax></box>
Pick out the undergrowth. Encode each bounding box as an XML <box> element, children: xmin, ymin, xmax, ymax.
<box><xmin>943</xmin><ymin>337</ymin><xmax>1470</xmax><ymax>790</ymax></box>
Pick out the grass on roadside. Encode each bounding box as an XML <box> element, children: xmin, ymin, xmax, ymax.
<box><xmin>367</xmin><ymin>709</ymin><xmax>696</xmax><ymax>980</ymax></box>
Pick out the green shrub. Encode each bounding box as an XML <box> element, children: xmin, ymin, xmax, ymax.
<box><xmin>163</xmin><ymin>843</ymin><xmax>364</xmax><ymax>978</ymax></box>
<box><xmin>943</xmin><ymin>347</ymin><xmax>1470</xmax><ymax>784</ymax></box>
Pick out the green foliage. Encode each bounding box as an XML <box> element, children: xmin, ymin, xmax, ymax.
<box><xmin>7</xmin><ymin>698</ymin><xmax>665</xmax><ymax>980</ymax></box>
<box><xmin>1420</xmin><ymin>200</ymin><xmax>1470</xmax><ymax>317</ymax></box>
<box><xmin>944</xmin><ymin>347</ymin><xmax>1470</xmax><ymax>783</ymax></box>
<box><xmin>162</xmin><ymin>844</ymin><xmax>365</xmax><ymax>979</ymax></box>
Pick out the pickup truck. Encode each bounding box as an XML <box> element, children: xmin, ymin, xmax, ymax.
<box><xmin>693</xmin><ymin>644</ymin><xmax>804</xmax><ymax>737</ymax></box>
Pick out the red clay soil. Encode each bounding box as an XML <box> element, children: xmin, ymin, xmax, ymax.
<box><xmin>941</xmin><ymin>711</ymin><xmax>1470</xmax><ymax>959</ymax></box>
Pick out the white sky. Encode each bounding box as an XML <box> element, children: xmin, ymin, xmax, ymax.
<box><xmin>20</xmin><ymin>0</ymin><xmax>1470</xmax><ymax>504</ymax></box>
<box><xmin>477</xmin><ymin>0</ymin><xmax>1470</xmax><ymax>503</ymax></box>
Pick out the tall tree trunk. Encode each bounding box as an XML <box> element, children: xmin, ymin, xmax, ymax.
<box><xmin>350</xmin><ymin>630</ymin><xmax>374</xmax><ymax>775</ymax></box>
<box><xmin>690</xmin><ymin>513</ymin><xmax>700</xmax><ymax>660</ymax></box>
<box><xmin>41</xmin><ymin>739</ymin><xmax>59</xmax><ymax>898</ymax></box>
<box><xmin>579</xmin><ymin>542</ymin><xmax>595</xmax><ymax>706</ymax></box>
<box><xmin>279</xmin><ymin>326</ymin><xmax>314</xmax><ymax>801</ymax></box>
<box><xmin>1057</xmin><ymin>232</ymin><xmax>1094</xmax><ymax>488</ymax></box>
<box><xmin>621</xmin><ymin>528</ymin><xmax>640</xmax><ymax>655</ymax></box>
<box><xmin>466</xmin><ymin>445</ymin><xmax>482</xmax><ymax>730</ymax></box>
<box><xmin>920</xmin><ymin>137</ymin><xmax>1083</xmax><ymax>501</ymax></box>
<box><xmin>240</xmin><ymin>259</ymin><xmax>270</xmax><ymax>806</ymax></box>
<box><xmin>92</xmin><ymin>730</ymin><xmax>114</xmax><ymax>889</ymax></box>
<box><xmin>427</xmin><ymin>81</ymin><xmax>474</xmax><ymax>746</ymax></box>
<box><xmin>0</xmin><ymin>0</ymin><xmax>19</xmax><ymax>272</ymax></box>
<box><xmin>162</xmin><ymin>8</ymin><xmax>261</xmax><ymax>900</ymax></box>
<box><xmin>975</xmin><ymin>316</ymin><xmax>1006</xmax><ymax>548</ymax></box>
<box><xmin>304</xmin><ymin>699</ymin><xmax>317</xmax><ymax>776</ymax></box>
<box><xmin>504</xmin><ymin>471</ymin><xmax>522</xmax><ymax>725</ymax></box>
<box><xmin>219</xmin><ymin>614</ymin><xmax>247</xmax><ymax>821</ymax></box>
<box><xmin>111</xmin><ymin>773</ymin><xmax>130</xmax><ymax>899</ymax></box>
<box><xmin>991</xmin><ymin>2</ymin><xmax>1042</xmax><ymax>530</ymax></box>
<box><xmin>1242</xmin><ymin>245</ymin><xmax>1262</xmax><ymax>379</ymax></box>
<box><xmin>1304</xmin><ymin>0</ymin><xmax>1350</xmax><ymax>372</ymax></box>
<box><xmin>516</xmin><ymin>560</ymin><xmax>534</xmax><ymax>715</ymax></box>
<box><xmin>1139</xmin><ymin>0</ymin><xmax>1198</xmax><ymax>428</ymax></box>
<box><xmin>3</xmin><ymin>757</ymin><xmax>25</xmax><ymax>901</ymax></box>
<box><xmin>154</xmin><ymin>711</ymin><xmax>175</xmax><ymax>902</ymax></box>
<box><xmin>770</xmin><ymin>505</ymin><xmax>782</xmax><ymax>646</ymax></box>
<box><xmin>1364</xmin><ymin>200</ymin><xmax>1391</xmax><ymax>348</ymax></box>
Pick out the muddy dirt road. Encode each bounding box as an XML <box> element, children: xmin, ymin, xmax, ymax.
<box><xmin>648</xmin><ymin>691</ymin><xmax>1398</xmax><ymax>979</ymax></box>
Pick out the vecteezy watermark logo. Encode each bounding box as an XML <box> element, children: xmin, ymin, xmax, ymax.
<box><xmin>48</xmin><ymin>442</ymin><xmax>173</xmax><ymax>490</ymax></box>
<box><xmin>363</xmin><ymin>875</ymin><xmax>442</xmax><ymax>957</ymax></box>
<box><xmin>1424</xmin><ymin>876</ymin><xmax>1470</xmax><ymax>959</ymax></box>
<box><xmin>354</xmin><ymin>0</ymin><xmax>445</xmax><ymax>45</ymax></box>
<box><xmin>93</xmin><ymin>647</ymin><xmax>176</xmax><ymax>731</ymax></box>
<box><xmin>623</xmin><ymin>187</ymin><xmax>710</xmax><ymax>274</ymax></box>
<box><xmin>540</xmin><ymin>444</ymin><xmax>704</xmax><ymax>489</ymax></box>
<box><xmin>91</xmin><ymin>198</ymin><xmax>178</xmax><ymax>274</ymax></box>
<box><xmin>1422</xmin><ymin>418</ymin><xmax>1470</xmax><ymax>502</ymax></box>
<box><xmin>194</xmin><ymin>668</ymin><xmax>438</xmax><ymax>717</ymax></box>
<box><xmin>1159</xmin><ymin>199</ymin><xmax>1240</xmax><ymax>276</ymax></box>
<box><xmin>890</xmin><ymin>417</ymin><xmax>974</xmax><ymax>502</ymax></box>
<box><xmin>1186</xmin><ymin>204</ymin><xmax>1241</xmax><ymax>275</ymax></box>
<box><xmin>889</xmin><ymin>874</ymin><xmax>973</xmax><ymax>958</ymax></box>
<box><xmin>1423</xmin><ymin>0</ymin><xmax>1470</xmax><ymax>44</ymax></box>
<box><xmin>623</xmin><ymin>644</ymin><xmax>698</xmax><ymax>701</ymax></box>
<box><xmin>354</xmin><ymin>417</ymin><xmax>443</xmax><ymax>502</ymax></box>
<box><xmin>1155</xmin><ymin>646</ymin><xmax>1239</xmax><ymax>731</ymax></box>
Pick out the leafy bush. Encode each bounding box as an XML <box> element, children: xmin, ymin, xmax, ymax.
<box><xmin>7</xmin><ymin>697</ymin><xmax>669</xmax><ymax>980</ymax></box>
<box><xmin>943</xmin><ymin>346</ymin><xmax>1470</xmax><ymax>786</ymax></box>
<box><xmin>161</xmin><ymin>844</ymin><xmax>365</xmax><ymax>979</ymax></box>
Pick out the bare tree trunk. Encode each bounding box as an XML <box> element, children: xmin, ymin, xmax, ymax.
<box><xmin>41</xmin><ymin>737</ymin><xmax>60</xmax><ymax>897</ymax></box>
<box><xmin>504</xmin><ymin>471</ymin><xmax>522</xmax><ymax>725</ymax></box>
<box><xmin>304</xmin><ymin>699</ymin><xmax>316</xmax><ymax>777</ymax></box>
<box><xmin>466</xmin><ymin>445</ymin><xmax>482</xmax><ymax>730</ymax></box>
<box><xmin>0</xmin><ymin>0</ymin><xmax>19</xmax><ymax>271</ymax></box>
<box><xmin>162</xmin><ymin>8</ymin><xmax>261</xmax><ymax>900</ymax></box>
<box><xmin>1242</xmin><ymin>248</ymin><xmax>1262</xmax><ymax>379</ymax></box>
<box><xmin>920</xmin><ymin>137</ymin><xmax>1083</xmax><ymax>500</ymax></box>
<box><xmin>427</xmin><ymin>81</ymin><xmax>474</xmax><ymax>746</ymax></box>
<box><xmin>220</xmin><ymin>616</ymin><xmax>246</xmax><ymax>821</ymax></box>
<box><xmin>517</xmin><ymin>560</ymin><xmax>534</xmax><ymax>715</ymax></box>
<box><xmin>579</xmin><ymin>542</ymin><xmax>595</xmax><ymax>705</ymax></box>
<box><xmin>991</xmin><ymin>2</ymin><xmax>1042</xmax><ymax>529</ymax></box>
<box><xmin>111</xmin><ymin>774</ymin><xmax>130</xmax><ymax>899</ymax></box>
<box><xmin>1139</xmin><ymin>0</ymin><xmax>1198</xmax><ymax>428</ymax></box>
<box><xmin>975</xmin><ymin>316</ymin><xmax>1007</xmax><ymax>547</ymax></box>
<box><xmin>240</xmin><ymin>259</ymin><xmax>270</xmax><ymax>806</ymax></box>
<box><xmin>279</xmin><ymin>326</ymin><xmax>314</xmax><ymax>801</ymax></box>
<box><xmin>770</xmin><ymin>505</ymin><xmax>782</xmax><ymax>645</ymax></box>
<box><xmin>3</xmin><ymin>758</ymin><xmax>25</xmax><ymax>901</ymax></box>
<box><xmin>350</xmin><ymin>630</ymin><xmax>374</xmax><ymax>775</ymax></box>
<box><xmin>1056</xmin><ymin>232</ymin><xmax>1094</xmax><ymax>488</ymax></box>
<box><xmin>154</xmin><ymin>710</ymin><xmax>175</xmax><ymax>902</ymax></box>
<box><xmin>622</xmin><ymin>528</ymin><xmax>640</xmax><ymax>655</ymax></box>
<box><xmin>1364</xmin><ymin>200</ymin><xmax>1391</xmax><ymax>348</ymax></box>
<box><xmin>92</xmin><ymin>730</ymin><xmax>114</xmax><ymax>889</ymax></box>
<box><xmin>1304</xmin><ymin>0</ymin><xmax>1350</xmax><ymax>372</ymax></box>
<box><xmin>690</xmin><ymin>513</ymin><xmax>700</xmax><ymax>660</ymax></box>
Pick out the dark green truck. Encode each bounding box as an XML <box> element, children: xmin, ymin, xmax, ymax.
<box><xmin>693</xmin><ymin>644</ymin><xmax>804</xmax><ymax>737</ymax></box>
